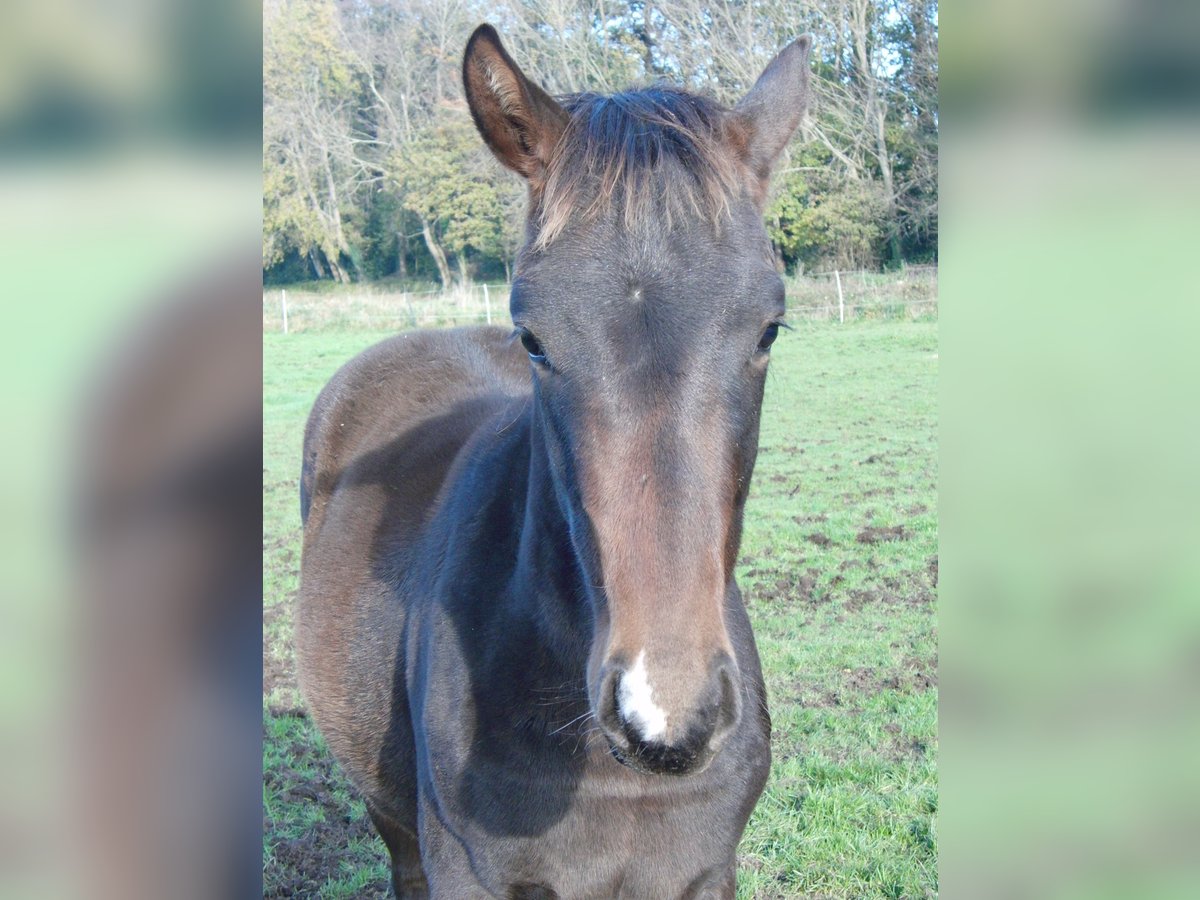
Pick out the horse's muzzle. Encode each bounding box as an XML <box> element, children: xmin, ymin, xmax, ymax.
<box><xmin>595</xmin><ymin>654</ymin><xmax>741</xmax><ymax>776</ymax></box>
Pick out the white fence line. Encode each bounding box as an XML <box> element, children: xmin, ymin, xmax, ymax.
<box><xmin>285</xmin><ymin>296</ymin><xmax>937</xmax><ymax>321</ymax></box>
<box><xmin>263</xmin><ymin>269</ymin><xmax>937</xmax><ymax>332</ymax></box>
<box><xmin>788</xmin><ymin>297</ymin><xmax>937</xmax><ymax>317</ymax></box>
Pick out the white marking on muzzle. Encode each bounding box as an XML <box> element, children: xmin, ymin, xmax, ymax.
<box><xmin>617</xmin><ymin>650</ymin><xmax>668</xmax><ymax>742</ymax></box>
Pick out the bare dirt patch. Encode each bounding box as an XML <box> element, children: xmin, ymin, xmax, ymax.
<box><xmin>859</xmin><ymin>486</ymin><xmax>896</xmax><ymax>499</ymax></box>
<box><xmin>854</xmin><ymin>525</ymin><xmax>907</xmax><ymax>547</ymax></box>
<box><xmin>792</xmin><ymin>512</ymin><xmax>829</xmax><ymax>525</ymax></box>
<box><xmin>856</xmin><ymin>525</ymin><xmax>910</xmax><ymax>544</ymax></box>
<box><xmin>790</xmin><ymin>659</ymin><xmax>938</xmax><ymax>716</ymax></box>
<box><xmin>753</xmin><ymin>571</ymin><xmax>819</xmax><ymax>606</ymax></box>
<box><xmin>840</xmin><ymin>664</ymin><xmax>938</xmax><ymax>696</ymax></box>
<box><xmin>843</xmin><ymin>583</ymin><xmax>934</xmax><ymax>612</ymax></box>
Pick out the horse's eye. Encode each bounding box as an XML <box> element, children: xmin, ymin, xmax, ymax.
<box><xmin>757</xmin><ymin>323</ymin><xmax>780</xmax><ymax>352</ymax></box>
<box><xmin>520</xmin><ymin>329</ymin><xmax>547</xmax><ymax>363</ymax></box>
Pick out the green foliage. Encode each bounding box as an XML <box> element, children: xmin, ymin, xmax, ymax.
<box><xmin>768</xmin><ymin>158</ymin><xmax>891</xmax><ymax>273</ymax></box>
<box><xmin>263</xmin><ymin>0</ymin><xmax>364</xmax><ymax>281</ymax></box>
<box><xmin>357</xmin><ymin>192</ymin><xmax>403</xmax><ymax>281</ymax></box>
<box><xmin>262</xmin><ymin>152</ymin><xmax>323</xmax><ymax>269</ymax></box>
<box><xmin>391</xmin><ymin>114</ymin><xmax>523</xmax><ymax>279</ymax></box>
<box><xmin>263</xmin><ymin>0</ymin><xmax>357</xmax><ymax>99</ymax></box>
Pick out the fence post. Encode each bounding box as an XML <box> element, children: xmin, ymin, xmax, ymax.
<box><xmin>484</xmin><ymin>283</ymin><xmax>491</xmax><ymax>325</ymax></box>
<box><xmin>834</xmin><ymin>270</ymin><xmax>844</xmax><ymax>324</ymax></box>
<box><xmin>282</xmin><ymin>289</ymin><xmax>288</xmax><ymax>334</ymax></box>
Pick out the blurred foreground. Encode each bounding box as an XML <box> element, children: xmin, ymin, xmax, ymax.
<box><xmin>1</xmin><ymin>2</ymin><xmax>261</xmax><ymax>898</ymax></box>
<box><xmin>941</xmin><ymin>0</ymin><xmax>1200</xmax><ymax>896</ymax></box>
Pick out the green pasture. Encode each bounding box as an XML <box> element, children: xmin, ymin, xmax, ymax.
<box><xmin>264</xmin><ymin>319</ymin><xmax>938</xmax><ymax>898</ymax></box>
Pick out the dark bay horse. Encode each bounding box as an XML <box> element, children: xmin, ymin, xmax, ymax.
<box><xmin>296</xmin><ymin>24</ymin><xmax>811</xmax><ymax>899</ymax></box>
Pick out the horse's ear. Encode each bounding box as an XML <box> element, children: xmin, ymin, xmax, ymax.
<box><xmin>463</xmin><ymin>24</ymin><xmax>568</xmax><ymax>182</ymax></box>
<box><xmin>733</xmin><ymin>35</ymin><xmax>813</xmax><ymax>189</ymax></box>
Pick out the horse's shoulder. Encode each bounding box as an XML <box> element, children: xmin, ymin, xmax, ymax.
<box><xmin>321</xmin><ymin>324</ymin><xmax>521</xmax><ymax>407</ymax></box>
<box><xmin>301</xmin><ymin>326</ymin><xmax>527</xmax><ymax>526</ymax></box>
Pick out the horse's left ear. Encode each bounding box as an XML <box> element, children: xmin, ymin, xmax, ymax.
<box><xmin>463</xmin><ymin>24</ymin><xmax>569</xmax><ymax>183</ymax></box>
<box><xmin>734</xmin><ymin>35</ymin><xmax>814</xmax><ymax>190</ymax></box>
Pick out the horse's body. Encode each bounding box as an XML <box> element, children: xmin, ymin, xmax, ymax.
<box><xmin>298</xmin><ymin>326</ymin><xmax>768</xmax><ymax>897</ymax></box>
<box><xmin>297</xmin><ymin>24</ymin><xmax>811</xmax><ymax>899</ymax></box>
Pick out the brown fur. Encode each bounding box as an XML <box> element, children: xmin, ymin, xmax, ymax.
<box><xmin>576</xmin><ymin>412</ymin><xmax>736</xmax><ymax>730</ymax></box>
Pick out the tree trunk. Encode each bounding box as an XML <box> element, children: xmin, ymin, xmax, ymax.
<box><xmin>870</xmin><ymin>99</ymin><xmax>900</xmax><ymax>266</ymax></box>
<box><xmin>309</xmin><ymin>249</ymin><xmax>327</xmax><ymax>280</ymax></box>
<box><xmin>455</xmin><ymin>252</ymin><xmax>468</xmax><ymax>286</ymax></box>
<box><xmin>397</xmin><ymin>231</ymin><xmax>408</xmax><ymax>278</ymax></box>
<box><xmin>319</xmin><ymin>145</ymin><xmax>359</xmax><ymax>281</ymax></box>
<box><xmin>850</xmin><ymin>0</ymin><xmax>899</xmax><ymax>266</ymax></box>
<box><xmin>420</xmin><ymin>217</ymin><xmax>452</xmax><ymax>289</ymax></box>
<box><xmin>326</xmin><ymin>252</ymin><xmax>349</xmax><ymax>284</ymax></box>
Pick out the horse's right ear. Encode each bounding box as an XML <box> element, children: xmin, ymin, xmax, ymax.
<box><xmin>463</xmin><ymin>24</ymin><xmax>568</xmax><ymax>182</ymax></box>
<box><xmin>733</xmin><ymin>36</ymin><xmax>814</xmax><ymax>192</ymax></box>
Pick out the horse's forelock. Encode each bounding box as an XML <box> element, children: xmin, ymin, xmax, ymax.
<box><xmin>533</xmin><ymin>89</ymin><xmax>749</xmax><ymax>249</ymax></box>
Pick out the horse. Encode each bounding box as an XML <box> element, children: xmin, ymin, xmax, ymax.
<box><xmin>296</xmin><ymin>24</ymin><xmax>812</xmax><ymax>899</ymax></box>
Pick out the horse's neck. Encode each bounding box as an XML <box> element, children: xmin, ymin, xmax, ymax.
<box><xmin>511</xmin><ymin>426</ymin><xmax>594</xmax><ymax>667</ymax></box>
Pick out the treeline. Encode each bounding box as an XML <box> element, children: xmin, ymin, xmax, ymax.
<box><xmin>264</xmin><ymin>0</ymin><xmax>937</xmax><ymax>287</ymax></box>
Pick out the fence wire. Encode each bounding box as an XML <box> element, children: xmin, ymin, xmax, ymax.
<box><xmin>264</xmin><ymin>268</ymin><xmax>937</xmax><ymax>333</ymax></box>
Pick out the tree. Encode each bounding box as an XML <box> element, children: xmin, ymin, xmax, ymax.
<box><xmin>264</xmin><ymin>0</ymin><xmax>372</xmax><ymax>282</ymax></box>
<box><xmin>391</xmin><ymin>113</ymin><xmax>509</xmax><ymax>288</ymax></box>
<box><xmin>262</xmin><ymin>0</ymin><xmax>938</xmax><ymax>284</ymax></box>
<box><xmin>768</xmin><ymin>161</ymin><xmax>890</xmax><ymax>271</ymax></box>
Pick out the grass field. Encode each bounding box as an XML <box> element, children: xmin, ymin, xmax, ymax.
<box><xmin>264</xmin><ymin>319</ymin><xmax>938</xmax><ymax>898</ymax></box>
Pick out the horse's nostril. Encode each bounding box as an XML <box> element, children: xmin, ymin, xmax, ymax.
<box><xmin>714</xmin><ymin>660</ymin><xmax>742</xmax><ymax>734</ymax></box>
<box><xmin>596</xmin><ymin>665</ymin><xmax>625</xmax><ymax>735</ymax></box>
